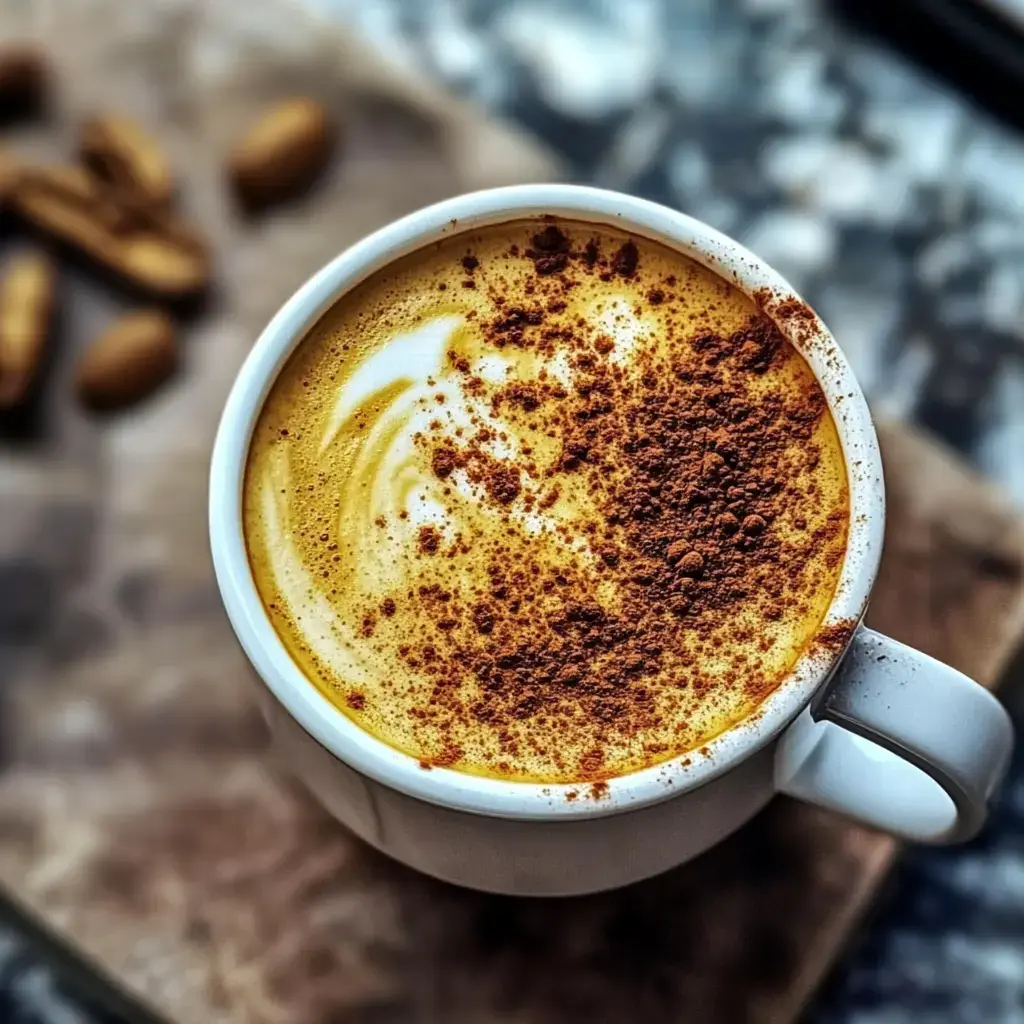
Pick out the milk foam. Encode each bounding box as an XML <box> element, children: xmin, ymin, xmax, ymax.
<box><xmin>260</xmin><ymin>294</ymin><xmax>651</xmax><ymax>663</ymax></box>
<box><xmin>243</xmin><ymin>219</ymin><xmax>849</xmax><ymax>782</ymax></box>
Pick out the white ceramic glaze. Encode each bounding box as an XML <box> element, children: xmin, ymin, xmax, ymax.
<box><xmin>209</xmin><ymin>185</ymin><xmax>1014</xmax><ymax>895</ymax></box>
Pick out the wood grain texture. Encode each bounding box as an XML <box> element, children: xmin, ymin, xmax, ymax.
<box><xmin>0</xmin><ymin>2</ymin><xmax>1022</xmax><ymax>1022</ymax></box>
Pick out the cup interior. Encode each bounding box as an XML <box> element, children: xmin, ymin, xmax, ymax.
<box><xmin>208</xmin><ymin>184</ymin><xmax>884</xmax><ymax>820</ymax></box>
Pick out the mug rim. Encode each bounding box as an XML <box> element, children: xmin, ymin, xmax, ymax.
<box><xmin>209</xmin><ymin>183</ymin><xmax>885</xmax><ymax>821</ymax></box>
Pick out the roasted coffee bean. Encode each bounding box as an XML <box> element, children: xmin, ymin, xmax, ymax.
<box><xmin>12</xmin><ymin>164</ymin><xmax>210</xmax><ymax>298</ymax></box>
<box><xmin>76</xmin><ymin>309</ymin><xmax>177</xmax><ymax>410</ymax></box>
<box><xmin>228</xmin><ymin>97</ymin><xmax>337</xmax><ymax>210</ymax></box>
<box><xmin>0</xmin><ymin>251</ymin><xmax>55</xmax><ymax>408</ymax></box>
<box><xmin>0</xmin><ymin>48</ymin><xmax>47</xmax><ymax>122</ymax></box>
<box><xmin>79</xmin><ymin>114</ymin><xmax>174</xmax><ymax>208</ymax></box>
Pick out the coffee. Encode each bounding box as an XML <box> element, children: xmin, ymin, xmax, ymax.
<box><xmin>243</xmin><ymin>218</ymin><xmax>849</xmax><ymax>784</ymax></box>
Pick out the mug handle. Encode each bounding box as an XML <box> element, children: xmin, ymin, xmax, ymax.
<box><xmin>775</xmin><ymin>627</ymin><xmax>1014</xmax><ymax>842</ymax></box>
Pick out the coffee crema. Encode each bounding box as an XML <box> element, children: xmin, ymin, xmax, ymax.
<box><xmin>243</xmin><ymin>218</ymin><xmax>849</xmax><ymax>783</ymax></box>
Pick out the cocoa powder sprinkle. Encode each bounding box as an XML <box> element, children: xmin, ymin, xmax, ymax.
<box><xmin>611</xmin><ymin>240</ymin><xmax>639</xmax><ymax>278</ymax></box>
<box><xmin>418</xmin><ymin>526</ymin><xmax>441</xmax><ymax>555</ymax></box>
<box><xmin>256</xmin><ymin>219</ymin><xmax>849</xmax><ymax>784</ymax></box>
<box><xmin>389</xmin><ymin>225</ymin><xmax>846</xmax><ymax>781</ymax></box>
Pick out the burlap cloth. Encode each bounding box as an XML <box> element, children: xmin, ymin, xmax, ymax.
<box><xmin>1</xmin><ymin>1</ymin><xmax>1022</xmax><ymax>1022</ymax></box>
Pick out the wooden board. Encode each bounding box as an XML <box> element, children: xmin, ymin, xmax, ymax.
<box><xmin>1</xmin><ymin>1</ymin><xmax>1023</xmax><ymax>1022</ymax></box>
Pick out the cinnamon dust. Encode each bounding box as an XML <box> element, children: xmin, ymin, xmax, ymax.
<box><xmin>249</xmin><ymin>217</ymin><xmax>850</xmax><ymax>783</ymax></box>
<box><xmin>390</xmin><ymin>227</ymin><xmax>847</xmax><ymax>779</ymax></box>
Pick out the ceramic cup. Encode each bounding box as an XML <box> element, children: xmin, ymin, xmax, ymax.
<box><xmin>209</xmin><ymin>185</ymin><xmax>1014</xmax><ymax>896</ymax></box>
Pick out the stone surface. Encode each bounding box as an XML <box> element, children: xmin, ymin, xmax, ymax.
<box><xmin>0</xmin><ymin>1</ymin><xmax>1023</xmax><ymax>1023</ymax></box>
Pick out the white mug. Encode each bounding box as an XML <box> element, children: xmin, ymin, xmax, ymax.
<box><xmin>209</xmin><ymin>185</ymin><xmax>1014</xmax><ymax>896</ymax></box>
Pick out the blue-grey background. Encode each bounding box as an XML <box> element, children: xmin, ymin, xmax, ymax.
<box><xmin>3</xmin><ymin>0</ymin><xmax>1023</xmax><ymax>1021</ymax></box>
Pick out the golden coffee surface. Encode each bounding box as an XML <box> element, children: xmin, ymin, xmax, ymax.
<box><xmin>243</xmin><ymin>218</ymin><xmax>849</xmax><ymax>784</ymax></box>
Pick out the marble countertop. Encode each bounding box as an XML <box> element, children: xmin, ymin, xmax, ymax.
<box><xmin>306</xmin><ymin>0</ymin><xmax>1024</xmax><ymax>506</ymax></box>
<box><xmin>2</xmin><ymin>0</ymin><xmax>1023</xmax><ymax>1021</ymax></box>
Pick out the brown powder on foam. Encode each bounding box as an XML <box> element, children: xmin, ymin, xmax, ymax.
<box><xmin>384</xmin><ymin>224</ymin><xmax>847</xmax><ymax>780</ymax></box>
<box><xmin>247</xmin><ymin>218</ymin><xmax>849</xmax><ymax>783</ymax></box>
<box><xmin>418</xmin><ymin>526</ymin><xmax>441</xmax><ymax>555</ymax></box>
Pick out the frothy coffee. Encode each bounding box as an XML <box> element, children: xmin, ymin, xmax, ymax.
<box><xmin>243</xmin><ymin>218</ymin><xmax>848</xmax><ymax>783</ymax></box>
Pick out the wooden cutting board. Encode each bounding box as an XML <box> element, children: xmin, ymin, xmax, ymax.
<box><xmin>0</xmin><ymin>1</ymin><xmax>1022</xmax><ymax>1022</ymax></box>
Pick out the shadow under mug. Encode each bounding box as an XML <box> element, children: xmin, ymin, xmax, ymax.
<box><xmin>209</xmin><ymin>185</ymin><xmax>1014</xmax><ymax>895</ymax></box>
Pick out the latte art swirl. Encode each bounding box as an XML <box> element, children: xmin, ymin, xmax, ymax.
<box><xmin>244</xmin><ymin>220</ymin><xmax>849</xmax><ymax>782</ymax></box>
